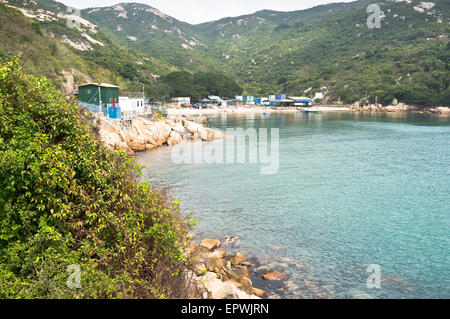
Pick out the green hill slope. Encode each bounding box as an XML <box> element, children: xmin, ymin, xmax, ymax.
<box><xmin>81</xmin><ymin>0</ymin><xmax>449</xmax><ymax>106</ymax></box>
<box><xmin>82</xmin><ymin>2</ymin><xmax>217</xmax><ymax>72</ymax></box>
<box><xmin>196</xmin><ymin>0</ymin><xmax>449</xmax><ymax>105</ymax></box>
<box><xmin>0</xmin><ymin>0</ymin><xmax>177</xmax><ymax>94</ymax></box>
<box><xmin>2</xmin><ymin>0</ymin><xmax>449</xmax><ymax>106</ymax></box>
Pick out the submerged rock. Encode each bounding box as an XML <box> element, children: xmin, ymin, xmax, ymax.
<box><xmin>267</xmin><ymin>245</ymin><xmax>287</xmax><ymax>252</ymax></box>
<box><xmin>262</xmin><ymin>271</ymin><xmax>288</xmax><ymax>281</ymax></box>
<box><xmin>303</xmin><ymin>279</ymin><xmax>331</xmax><ymax>299</ymax></box>
<box><xmin>223</xmin><ymin>235</ymin><xmax>240</xmax><ymax>247</ymax></box>
<box><xmin>252</xmin><ymin>287</ymin><xmax>267</xmax><ymax>298</ymax></box>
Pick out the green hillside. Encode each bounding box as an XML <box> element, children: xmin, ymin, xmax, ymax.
<box><xmin>82</xmin><ymin>2</ymin><xmax>217</xmax><ymax>72</ymax></box>
<box><xmin>2</xmin><ymin>0</ymin><xmax>449</xmax><ymax>106</ymax></box>
<box><xmin>195</xmin><ymin>0</ymin><xmax>449</xmax><ymax>105</ymax></box>
<box><xmin>0</xmin><ymin>0</ymin><xmax>177</xmax><ymax>94</ymax></box>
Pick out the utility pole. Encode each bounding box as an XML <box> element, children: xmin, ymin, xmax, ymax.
<box><xmin>98</xmin><ymin>85</ymin><xmax>102</xmax><ymax>111</ymax></box>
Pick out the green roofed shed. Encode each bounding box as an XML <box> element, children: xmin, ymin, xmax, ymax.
<box><xmin>78</xmin><ymin>83</ymin><xmax>119</xmax><ymax>107</ymax></box>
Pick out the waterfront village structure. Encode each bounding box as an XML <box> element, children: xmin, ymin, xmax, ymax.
<box><xmin>169</xmin><ymin>97</ymin><xmax>191</xmax><ymax>107</ymax></box>
<box><xmin>119</xmin><ymin>96</ymin><xmax>145</xmax><ymax>113</ymax></box>
<box><xmin>77</xmin><ymin>83</ymin><xmax>316</xmax><ymax>118</ymax></box>
<box><xmin>235</xmin><ymin>94</ymin><xmax>314</xmax><ymax>107</ymax></box>
<box><xmin>78</xmin><ymin>83</ymin><xmax>119</xmax><ymax>115</ymax></box>
<box><xmin>78</xmin><ymin>83</ymin><xmax>150</xmax><ymax>119</ymax></box>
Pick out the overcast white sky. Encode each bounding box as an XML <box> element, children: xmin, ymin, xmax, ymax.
<box><xmin>58</xmin><ymin>0</ymin><xmax>355</xmax><ymax>24</ymax></box>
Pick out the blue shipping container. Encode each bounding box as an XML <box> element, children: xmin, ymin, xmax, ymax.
<box><xmin>108</xmin><ymin>106</ymin><xmax>121</xmax><ymax>119</ymax></box>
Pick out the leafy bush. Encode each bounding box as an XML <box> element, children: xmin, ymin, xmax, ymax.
<box><xmin>0</xmin><ymin>59</ymin><xmax>194</xmax><ymax>299</ymax></box>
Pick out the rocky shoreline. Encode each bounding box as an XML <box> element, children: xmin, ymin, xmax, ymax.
<box><xmin>350</xmin><ymin>102</ymin><xmax>450</xmax><ymax>114</ymax></box>
<box><xmin>93</xmin><ymin>110</ymin><xmax>425</xmax><ymax>299</ymax></box>
<box><xmin>185</xmin><ymin>236</ymin><xmax>337</xmax><ymax>299</ymax></box>
<box><xmin>92</xmin><ymin>114</ymin><xmax>271</xmax><ymax>299</ymax></box>
<box><xmin>94</xmin><ymin>113</ymin><xmax>226</xmax><ymax>156</ymax></box>
<box><xmin>185</xmin><ymin>238</ymin><xmax>262</xmax><ymax>299</ymax></box>
<box><xmin>185</xmin><ymin>237</ymin><xmax>300</xmax><ymax>299</ymax></box>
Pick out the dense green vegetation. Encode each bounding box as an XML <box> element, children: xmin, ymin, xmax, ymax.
<box><xmin>3</xmin><ymin>0</ymin><xmax>449</xmax><ymax>106</ymax></box>
<box><xmin>82</xmin><ymin>2</ymin><xmax>216</xmax><ymax>73</ymax></box>
<box><xmin>85</xmin><ymin>0</ymin><xmax>449</xmax><ymax>106</ymax></box>
<box><xmin>150</xmin><ymin>71</ymin><xmax>242</xmax><ymax>102</ymax></box>
<box><xmin>0</xmin><ymin>1</ymin><xmax>177</xmax><ymax>94</ymax></box>
<box><xmin>0</xmin><ymin>59</ymin><xmax>195</xmax><ymax>298</ymax></box>
<box><xmin>197</xmin><ymin>0</ymin><xmax>449</xmax><ymax>106</ymax></box>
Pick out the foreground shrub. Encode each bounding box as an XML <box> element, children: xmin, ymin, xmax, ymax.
<box><xmin>0</xmin><ymin>59</ymin><xmax>193</xmax><ymax>298</ymax></box>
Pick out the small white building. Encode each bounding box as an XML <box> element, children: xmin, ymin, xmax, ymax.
<box><xmin>314</xmin><ymin>92</ymin><xmax>324</xmax><ymax>100</ymax></box>
<box><xmin>119</xmin><ymin>96</ymin><xmax>145</xmax><ymax>113</ymax></box>
<box><xmin>170</xmin><ymin>97</ymin><xmax>191</xmax><ymax>106</ymax></box>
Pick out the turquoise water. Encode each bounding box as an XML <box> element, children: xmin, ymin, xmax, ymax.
<box><xmin>136</xmin><ymin>112</ymin><xmax>450</xmax><ymax>299</ymax></box>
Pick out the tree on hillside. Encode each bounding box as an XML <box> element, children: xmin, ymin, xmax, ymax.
<box><xmin>0</xmin><ymin>59</ymin><xmax>196</xmax><ymax>298</ymax></box>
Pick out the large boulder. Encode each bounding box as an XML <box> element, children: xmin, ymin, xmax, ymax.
<box><xmin>203</xmin><ymin>272</ymin><xmax>259</xmax><ymax>299</ymax></box>
<box><xmin>203</xmin><ymin>272</ymin><xmax>240</xmax><ymax>299</ymax></box>
<box><xmin>168</xmin><ymin>120</ymin><xmax>187</xmax><ymax>135</ymax></box>
<box><xmin>210</xmin><ymin>249</ymin><xmax>227</xmax><ymax>259</ymax></box>
<box><xmin>206</xmin><ymin>255</ymin><xmax>225</xmax><ymax>274</ymax></box>
<box><xmin>127</xmin><ymin>141</ymin><xmax>146</xmax><ymax>151</ymax></box>
<box><xmin>231</xmin><ymin>253</ymin><xmax>248</xmax><ymax>266</ymax></box>
<box><xmin>227</xmin><ymin>278</ymin><xmax>254</xmax><ymax>296</ymax></box>
<box><xmin>167</xmin><ymin>130</ymin><xmax>183</xmax><ymax>146</ymax></box>
<box><xmin>200</xmin><ymin>238</ymin><xmax>221</xmax><ymax>251</ymax></box>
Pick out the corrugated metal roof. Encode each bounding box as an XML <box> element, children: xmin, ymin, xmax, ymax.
<box><xmin>78</xmin><ymin>83</ymin><xmax>119</xmax><ymax>88</ymax></box>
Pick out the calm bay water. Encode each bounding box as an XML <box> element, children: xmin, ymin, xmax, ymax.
<box><xmin>136</xmin><ymin>111</ymin><xmax>450</xmax><ymax>299</ymax></box>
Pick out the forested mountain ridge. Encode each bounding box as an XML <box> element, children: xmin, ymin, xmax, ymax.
<box><xmin>0</xmin><ymin>0</ymin><xmax>178</xmax><ymax>95</ymax></box>
<box><xmin>82</xmin><ymin>0</ymin><xmax>450</xmax><ymax>106</ymax></box>
<box><xmin>1</xmin><ymin>0</ymin><xmax>449</xmax><ymax>105</ymax></box>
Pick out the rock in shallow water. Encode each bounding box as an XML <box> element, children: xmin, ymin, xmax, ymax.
<box><xmin>267</xmin><ymin>245</ymin><xmax>287</xmax><ymax>252</ymax></box>
<box><xmin>252</xmin><ymin>287</ymin><xmax>267</xmax><ymax>298</ymax></box>
<box><xmin>222</xmin><ymin>235</ymin><xmax>240</xmax><ymax>247</ymax></box>
<box><xmin>262</xmin><ymin>271</ymin><xmax>288</xmax><ymax>281</ymax></box>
